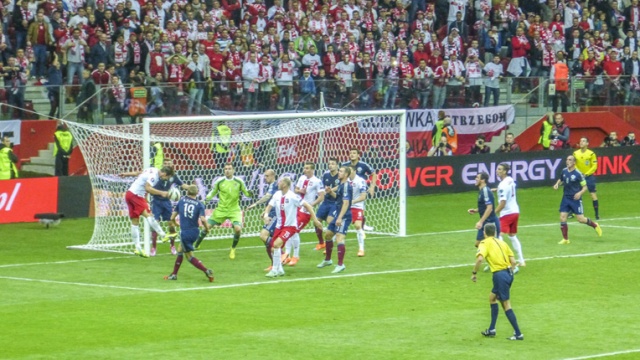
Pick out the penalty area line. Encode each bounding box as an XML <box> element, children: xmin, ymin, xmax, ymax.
<box><xmin>560</xmin><ymin>349</ymin><xmax>640</xmax><ymax>360</ymax></box>
<box><xmin>158</xmin><ymin>248</ymin><xmax>640</xmax><ymax>293</ymax></box>
<box><xmin>0</xmin><ymin>275</ymin><xmax>162</xmax><ymax>292</ymax></box>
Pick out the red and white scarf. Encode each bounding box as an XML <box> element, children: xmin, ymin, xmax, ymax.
<box><xmin>114</xmin><ymin>42</ymin><xmax>128</xmax><ymax>64</ymax></box>
<box><xmin>169</xmin><ymin>64</ymin><xmax>183</xmax><ymax>83</ymax></box>
<box><xmin>131</xmin><ymin>41</ymin><xmax>141</xmax><ymax>64</ymax></box>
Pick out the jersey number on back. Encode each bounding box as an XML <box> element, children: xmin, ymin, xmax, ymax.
<box><xmin>183</xmin><ymin>203</ymin><xmax>195</xmax><ymax>219</ymax></box>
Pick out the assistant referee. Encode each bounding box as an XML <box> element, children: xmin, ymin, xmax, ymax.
<box><xmin>471</xmin><ymin>223</ymin><xmax>524</xmax><ymax>341</ymax></box>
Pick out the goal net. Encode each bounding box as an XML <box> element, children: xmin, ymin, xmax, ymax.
<box><xmin>67</xmin><ymin>109</ymin><xmax>407</xmax><ymax>254</ymax></box>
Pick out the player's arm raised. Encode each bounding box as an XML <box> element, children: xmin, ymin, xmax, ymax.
<box><xmin>145</xmin><ymin>182</ymin><xmax>168</xmax><ymax>198</ymax></box>
<box><xmin>119</xmin><ymin>170</ymin><xmax>142</xmax><ymax>177</ymax></box>
<box><xmin>302</xmin><ymin>201</ymin><xmax>323</xmax><ymax>229</ymax></box>
<box><xmin>240</xmin><ymin>179</ymin><xmax>254</xmax><ymax>198</ymax></box>
<box><xmin>247</xmin><ymin>192</ymin><xmax>272</xmax><ymax>210</ymax></box>
<box><xmin>205</xmin><ymin>180</ymin><xmax>220</xmax><ymax>201</ymax></box>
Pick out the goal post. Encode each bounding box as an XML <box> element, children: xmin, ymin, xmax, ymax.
<box><xmin>68</xmin><ymin>109</ymin><xmax>407</xmax><ymax>254</ymax></box>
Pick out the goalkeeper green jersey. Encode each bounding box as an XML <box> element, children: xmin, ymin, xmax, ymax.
<box><xmin>206</xmin><ymin>176</ymin><xmax>252</xmax><ymax>211</ymax></box>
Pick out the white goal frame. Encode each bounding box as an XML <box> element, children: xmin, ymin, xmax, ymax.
<box><xmin>141</xmin><ymin>110</ymin><xmax>407</xmax><ymax>255</ymax></box>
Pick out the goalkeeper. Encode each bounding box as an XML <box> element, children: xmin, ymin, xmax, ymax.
<box><xmin>194</xmin><ymin>163</ymin><xmax>253</xmax><ymax>259</ymax></box>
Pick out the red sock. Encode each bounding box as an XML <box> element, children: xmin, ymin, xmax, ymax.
<box><xmin>172</xmin><ymin>255</ymin><xmax>183</xmax><ymax>275</ymax></box>
<box><xmin>337</xmin><ymin>243</ymin><xmax>345</xmax><ymax>266</ymax></box>
<box><xmin>152</xmin><ymin>232</ymin><xmax>157</xmax><ymax>248</ymax></box>
<box><xmin>169</xmin><ymin>227</ymin><xmax>176</xmax><ymax>246</ymax></box>
<box><xmin>315</xmin><ymin>227</ymin><xmax>324</xmax><ymax>244</ymax></box>
<box><xmin>190</xmin><ymin>257</ymin><xmax>208</xmax><ymax>272</ymax></box>
<box><xmin>561</xmin><ymin>222</ymin><xmax>568</xmax><ymax>239</ymax></box>
<box><xmin>586</xmin><ymin>218</ymin><xmax>597</xmax><ymax>228</ymax></box>
<box><xmin>325</xmin><ymin>240</ymin><xmax>333</xmax><ymax>261</ymax></box>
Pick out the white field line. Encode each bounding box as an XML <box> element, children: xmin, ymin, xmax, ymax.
<box><xmin>1</xmin><ymin>248</ymin><xmax>638</xmax><ymax>293</ymax></box>
<box><xmin>2</xmin><ymin>216</ymin><xmax>638</xmax><ymax>269</ymax></box>
<box><xmin>0</xmin><ymin>275</ymin><xmax>164</xmax><ymax>292</ymax></box>
<box><xmin>560</xmin><ymin>349</ymin><xmax>640</xmax><ymax>360</ymax></box>
<box><xmin>600</xmin><ymin>225</ymin><xmax>640</xmax><ymax>230</ymax></box>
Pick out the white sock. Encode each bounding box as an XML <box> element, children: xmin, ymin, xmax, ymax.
<box><xmin>272</xmin><ymin>248</ymin><xmax>281</xmax><ymax>270</ymax></box>
<box><xmin>356</xmin><ymin>229</ymin><xmax>365</xmax><ymax>251</ymax></box>
<box><xmin>147</xmin><ymin>217</ymin><xmax>166</xmax><ymax>238</ymax></box>
<box><xmin>509</xmin><ymin>235</ymin><xmax>524</xmax><ymax>263</ymax></box>
<box><xmin>292</xmin><ymin>233</ymin><xmax>300</xmax><ymax>257</ymax></box>
<box><xmin>131</xmin><ymin>225</ymin><xmax>140</xmax><ymax>249</ymax></box>
<box><xmin>284</xmin><ymin>239</ymin><xmax>292</xmax><ymax>256</ymax></box>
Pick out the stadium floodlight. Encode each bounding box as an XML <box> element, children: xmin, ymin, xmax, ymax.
<box><xmin>67</xmin><ymin>109</ymin><xmax>406</xmax><ymax>254</ymax></box>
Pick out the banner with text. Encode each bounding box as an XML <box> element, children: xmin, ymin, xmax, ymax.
<box><xmin>0</xmin><ymin>177</ymin><xmax>58</xmax><ymax>223</ymax></box>
<box><xmin>358</xmin><ymin>105</ymin><xmax>515</xmax><ymax>155</ymax></box>
<box><xmin>403</xmin><ymin>147</ymin><xmax>640</xmax><ymax>195</ymax></box>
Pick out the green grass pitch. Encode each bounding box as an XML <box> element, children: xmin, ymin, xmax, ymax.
<box><xmin>1</xmin><ymin>181</ymin><xmax>639</xmax><ymax>359</ymax></box>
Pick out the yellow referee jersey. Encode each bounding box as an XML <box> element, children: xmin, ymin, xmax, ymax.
<box><xmin>477</xmin><ymin>237</ymin><xmax>514</xmax><ymax>273</ymax></box>
<box><xmin>573</xmin><ymin>149</ymin><xmax>598</xmax><ymax>176</ymax></box>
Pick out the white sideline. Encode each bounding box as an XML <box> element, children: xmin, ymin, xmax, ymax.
<box><xmin>560</xmin><ymin>349</ymin><xmax>640</xmax><ymax>360</ymax></box>
<box><xmin>2</xmin><ymin>216</ymin><xmax>637</xmax><ymax>269</ymax></box>
<box><xmin>0</xmin><ymin>248</ymin><xmax>639</xmax><ymax>293</ymax></box>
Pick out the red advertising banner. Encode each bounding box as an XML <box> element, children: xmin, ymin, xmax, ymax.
<box><xmin>0</xmin><ymin>178</ymin><xmax>59</xmax><ymax>223</ymax></box>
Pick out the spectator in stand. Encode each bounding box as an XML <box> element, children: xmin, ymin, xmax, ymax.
<box><xmin>186</xmin><ymin>53</ymin><xmax>207</xmax><ymax>116</ymax></box>
<box><xmin>63</xmin><ymin>28</ymin><xmax>88</xmax><ymax>103</ymax></box>
<box><xmin>355</xmin><ymin>53</ymin><xmax>377</xmax><ymax>109</ymax></box>
<box><xmin>1</xmin><ymin>57</ymin><xmax>27</xmax><ymax>119</ymax></box>
<box><xmin>90</xmin><ymin>33</ymin><xmax>113</xmax><ymax>70</ymax></box>
<box><xmin>624</xmin><ymin>51</ymin><xmax>640</xmax><ymax>105</ymax></box>
<box><xmin>257</xmin><ymin>54</ymin><xmax>274</xmax><ymax>111</ymax></box>
<box><xmin>47</xmin><ymin>56</ymin><xmax>63</xmax><ymax>119</ymax></box>
<box><xmin>27</xmin><ymin>12</ymin><xmax>51</xmax><ymax>81</ymax></box>
<box><xmin>275</xmin><ymin>52</ymin><xmax>300</xmax><ymax>110</ymax></box>
<box><xmin>465</xmin><ymin>53</ymin><xmax>484</xmax><ymax>106</ymax></box>
<box><xmin>298</xmin><ymin>67</ymin><xmax>316</xmax><ymax>110</ymax></box>
<box><xmin>602</xmin><ymin>51</ymin><xmax>624</xmax><ymax>106</ymax></box>
<box><xmin>496</xmin><ymin>133</ymin><xmax>521</xmax><ymax>153</ymax></box>
<box><xmin>334</xmin><ymin>52</ymin><xmax>355</xmax><ymax>107</ymax></box>
<box><xmin>413</xmin><ymin>59</ymin><xmax>434</xmax><ymax>108</ymax></box>
<box><xmin>433</xmin><ymin>59</ymin><xmax>451</xmax><ymax>109</ymax></box>
<box><xmin>242</xmin><ymin>52</ymin><xmax>260</xmax><ymax>111</ymax></box>
<box><xmin>109</xmin><ymin>74</ymin><xmax>127</xmax><ymax>124</ymax></box>
<box><xmin>470</xmin><ymin>134</ymin><xmax>491</xmax><ymax>154</ymax></box>
<box><xmin>383</xmin><ymin>57</ymin><xmax>400</xmax><ymax>109</ymax></box>
<box><xmin>447</xmin><ymin>53</ymin><xmax>465</xmax><ymax>107</ymax></box>
<box><xmin>600</xmin><ymin>131</ymin><xmax>621</xmax><ymax>147</ymax></box>
<box><xmin>549</xmin><ymin>113</ymin><xmax>570</xmax><ymax>150</ymax></box>
<box><xmin>13</xmin><ymin>1</ymin><xmax>32</xmax><ymax>51</ymax></box>
<box><xmin>483</xmin><ymin>55</ymin><xmax>503</xmax><ymax>107</ymax></box>
<box><xmin>77</xmin><ymin>69</ymin><xmax>97</xmax><ymax>123</ymax></box>
<box><xmin>146</xmin><ymin>42</ymin><xmax>167</xmax><ymax>80</ymax></box>
<box><xmin>550</xmin><ymin>51</ymin><xmax>570</xmax><ymax>113</ymax></box>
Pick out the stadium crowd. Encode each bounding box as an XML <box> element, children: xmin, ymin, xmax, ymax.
<box><xmin>3</xmin><ymin>0</ymin><xmax>640</xmax><ymax>120</ymax></box>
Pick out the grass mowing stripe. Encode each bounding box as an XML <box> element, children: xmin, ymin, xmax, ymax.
<box><xmin>3</xmin><ymin>248</ymin><xmax>636</xmax><ymax>293</ymax></box>
<box><xmin>0</xmin><ymin>275</ymin><xmax>164</xmax><ymax>292</ymax></box>
<box><xmin>2</xmin><ymin>215</ymin><xmax>638</xmax><ymax>269</ymax></box>
<box><xmin>561</xmin><ymin>349</ymin><xmax>640</xmax><ymax>360</ymax></box>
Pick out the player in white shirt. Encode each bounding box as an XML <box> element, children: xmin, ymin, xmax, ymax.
<box><xmin>495</xmin><ymin>163</ymin><xmax>525</xmax><ymax>268</ymax></box>
<box><xmin>120</xmin><ymin>166</ymin><xmax>173</xmax><ymax>257</ymax></box>
<box><xmin>263</xmin><ymin>177</ymin><xmax>322</xmax><ymax>278</ymax></box>
<box><xmin>283</xmin><ymin>162</ymin><xmax>325</xmax><ymax>266</ymax></box>
<box><xmin>348</xmin><ymin>165</ymin><xmax>369</xmax><ymax>256</ymax></box>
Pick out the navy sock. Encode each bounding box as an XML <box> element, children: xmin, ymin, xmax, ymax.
<box><xmin>489</xmin><ymin>303</ymin><xmax>499</xmax><ymax>330</ymax></box>
<box><xmin>593</xmin><ymin>200</ymin><xmax>599</xmax><ymax>218</ymax></box>
<box><xmin>232</xmin><ymin>233</ymin><xmax>240</xmax><ymax>248</ymax></box>
<box><xmin>505</xmin><ymin>309</ymin><xmax>521</xmax><ymax>336</ymax></box>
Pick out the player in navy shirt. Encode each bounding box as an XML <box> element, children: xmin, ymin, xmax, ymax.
<box><xmin>150</xmin><ymin>159</ymin><xmax>189</xmax><ymax>256</ymax></box>
<box><xmin>553</xmin><ymin>155</ymin><xmax>602</xmax><ymax>244</ymax></box>
<box><xmin>468</xmin><ymin>172</ymin><xmax>501</xmax><ymax>247</ymax></box>
<box><xmin>315</xmin><ymin>158</ymin><xmax>341</xmax><ymax>250</ymax></box>
<box><xmin>318</xmin><ymin>166</ymin><xmax>353</xmax><ymax>274</ymax></box>
<box><xmin>246</xmin><ymin>169</ymin><xmax>280</xmax><ymax>270</ymax></box>
<box><xmin>164</xmin><ymin>185</ymin><xmax>214</xmax><ymax>282</ymax></box>
<box><xmin>343</xmin><ymin>148</ymin><xmax>377</xmax><ymax>231</ymax></box>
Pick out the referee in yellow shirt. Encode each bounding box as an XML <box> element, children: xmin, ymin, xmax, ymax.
<box><xmin>573</xmin><ymin>137</ymin><xmax>599</xmax><ymax>219</ymax></box>
<box><xmin>472</xmin><ymin>223</ymin><xmax>523</xmax><ymax>340</ymax></box>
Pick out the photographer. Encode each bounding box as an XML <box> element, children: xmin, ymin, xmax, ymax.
<box><xmin>496</xmin><ymin>133</ymin><xmax>521</xmax><ymax>153</ymax></box>
<box><xmin>427</xmin><ymin>134</ymin><xmax>453</xmax><ymax>157</ymax></box>
<box><xmin>470</xmin><ymin>134</ymin><xmax>491</xmax><ymax>154</ymax></box>
<box><xmin>622</xmin><ymin>132</ymin><xmax>637</xmax><ymax>146</ymax></box>
<box><xmin>0</xmin><ymin>136</ymin><xmax>19</xmax><ymax>180</ymax></box>
<box><xmin>600</xmin><ymin>131</ymin><xmax>621</xmax><ymax>147</ymax></box>
<box><xmin>549</xmin><ymin>113</ymin><xmax>570</xmax><ymax>150</ymax></box>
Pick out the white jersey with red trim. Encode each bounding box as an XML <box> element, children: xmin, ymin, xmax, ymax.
<box><xmin>497</xmin><ymin>176</ymin><xmax>520</xmax><ymax>216</ymax></box>
<box><xmin>128</xmin><ymin>168</ymin><xmax>160</xmax><ymax>197</ymax></box>
<box><xmin>269</xmin><ymin>190</ymin><xmax>306</xmax><ymax>228</ymax></box>
<box><xmin>295</xmin><ymin>174</ymin><xmax>324</xmax><ymax>214</ymax></box>
<box><xmin>349</xmin><ymin>175</ymin><xmax>367</xmax><ymax>210</ymax></box>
